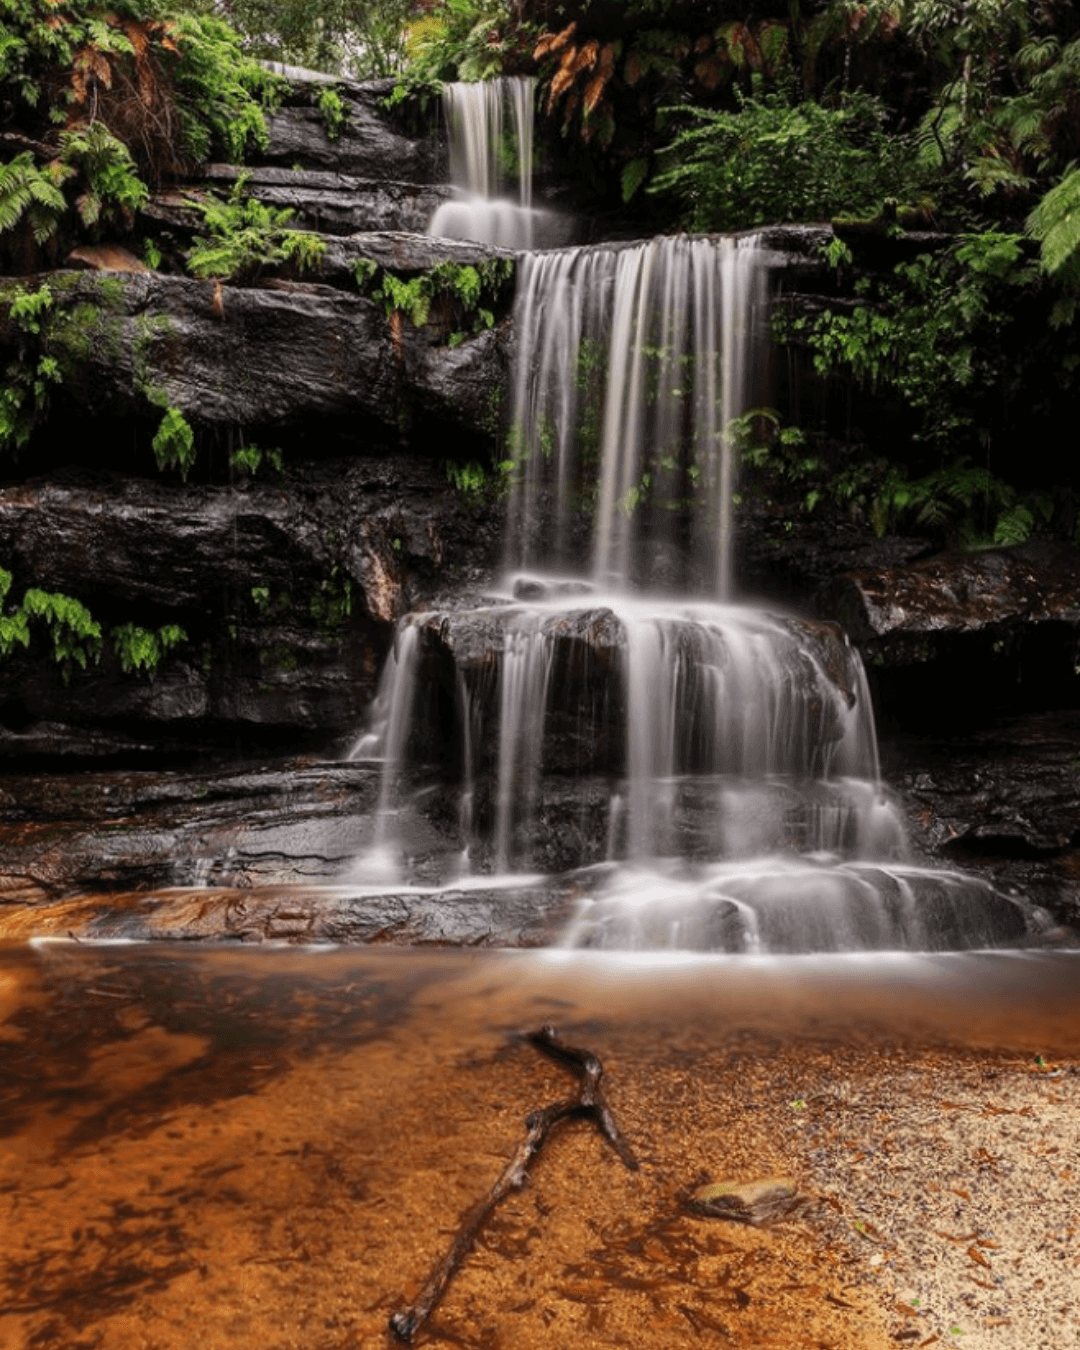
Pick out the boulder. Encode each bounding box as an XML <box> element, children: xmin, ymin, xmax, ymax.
<box><xmin>817</xmin><ymin>542</ymin><xmax>1080</xmax><ymax>653</ymax></box>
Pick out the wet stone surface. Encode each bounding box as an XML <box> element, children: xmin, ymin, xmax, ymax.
<box><xmin>884</xmin><ymin>711</ymin><xmax>1080</xmax><ymax>929</ymax></box>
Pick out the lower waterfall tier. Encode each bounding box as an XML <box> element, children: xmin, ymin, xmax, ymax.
<box><xmin>346</xmin><ymin>589</ymin><xmax>1049</xmax><ymax>951</ymax></box>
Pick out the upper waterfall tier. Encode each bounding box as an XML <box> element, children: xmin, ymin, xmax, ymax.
<box><xmin>428</xmin><ymin>77</ymin><xmax>562</xmax><ymax>249</ymax></box>
<box><xmin>506</xmin><ymin>235</ymin><xmax>768</xmax><ymax>598</ymax></box>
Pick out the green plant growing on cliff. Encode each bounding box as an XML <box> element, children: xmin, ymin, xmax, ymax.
<box><xmin>793</xmin><ymin>231</ymin><xmax>1042</xmax><ymax>449</ymax></box>
<box><xmin>310</xmin><ymin>567</ymin><xmax>352</xmax><ymax>632</ymax></box>
<box><xmin>0</xmin><ymin>3</ymin><xmax>282</xmax><ymax>258</ymax></box>
<box><xmin>186</xmin><ymin>175</ymin><xmax>325</xmax><ymax>280</ymax></box>
<box><xmin>316</xmin><ymin>84</ymin><xmax>348</xmax><ymax>139</ymax></box>
<box><xmin>170</xmin><ymin>12</ymin><xmax>284</xmax><ymax>163</ymax></box>
<box><xmin>0</xmin><ymin>154</ymin><xmax>71</xmax><ymax>246</ymax></box>
<box><xmin>111</xmin><ymin>621</ymin><xmax>186</xmax><ymax>675</ymax></box>
<box><xmin>400</xmin><ymin>0</ymin><xmax>529</xmax><ymax>84</ymax></box>
<box><xmin>152</xmin><ymin>405</ymin><xmax>196</xmax><ymax>479</ymax></box>
<box><xmin>230</xmin><ymin>443</ymin><xmax>284</xmax><ymax>477</ymax></box>
<box><xmin>444</xmin><ymin>459</ymin><xmax>487</xmax><ymax>494</ymax></box>
<box><xmin>353</xmin><ymin>255</ymin><xmax>513</xmax><ymax>336</ymax></box>
<box><xmin>0</xmin><ymin>281</ymin><xmax>61</xmax><ymax>453</ymax></box>
<box><xmin>59</xmin><ymin>122</ymin><xmax>149</xmax><ymax>229</ymax></box>
<box><xmin>0</xmin><ymin>567</ymin><xmax>103</xmax><ymax>678</ymax></box>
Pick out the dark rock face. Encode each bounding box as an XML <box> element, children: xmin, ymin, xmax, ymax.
<box><xmin>0</xmin><ymin>461</ymin><xmax>501</xmax><ymax>756</ymax></box>
<box><xmin>200</xmin><ymin>165</ymin><xmax>451</xmax><ymax>236</ymax></box>
<box><xmin>0</xmin><ymin>759</ymin><xmax>574</xmax><ymax>942</ymax></box>
<box><xmin>815</xmin><ymin>542</ymin><xmax>1080</xmax><ymax>731</ymax></box>
<box><xmin>818</xmin><ymin>543</ymin><xmax>1080</xmax><ymax>652</ymax></box>
<box><xmin>885</xmin><ymin>712</ymin><xmax>1080</xmax><ymax>929</ymax></box>
<box><xmin>255</xmin><ymin>76</ymin><xmax>445</xmax><ymax>184</ymax></box>
<box><xmin>13</xmin><ymin>267</ymin><xmax>510</xmax><ymax>443</ymax></box>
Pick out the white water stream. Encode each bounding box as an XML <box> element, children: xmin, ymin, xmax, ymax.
<box><xmin>429</xmin><ymin>77</ymin><xmax>559</xmax><ymax>250</ymax></box>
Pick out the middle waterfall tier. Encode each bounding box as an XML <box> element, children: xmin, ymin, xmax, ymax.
<box><xmin>507</xmin><ymin>234</ymin><xmax>768</xmax><ymax>597</ymax></box>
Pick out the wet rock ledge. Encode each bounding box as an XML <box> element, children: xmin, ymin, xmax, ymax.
<box><xmin>0</xmin><ymin>459</ymin><xmax>501</xmax><ymax>758</ymax></box>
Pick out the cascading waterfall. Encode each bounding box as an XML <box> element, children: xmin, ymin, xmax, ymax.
<box><xmin>506</xmin><ymin>236</ymin><xmax>766</xmax><ymax>594</ymax></box>
<box><xmin>428</xmin><ymin>77</ymin><xmax>556</xmax><ymax>250</ymax></box>
<box><xmin>353</xmin><ymin>110</ymin><xmax>1040</xmax><ymax>951</ymax></box>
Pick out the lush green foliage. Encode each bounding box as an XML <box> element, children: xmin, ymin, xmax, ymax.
<box><xmin>0</xmin><ymin>154</ymin><xmax>69</xmax><ymax>244</ymax></box>
<box><xmin>793</xmin><ymin>232</ymin><xmax>1040</xmax><ymax>447</ymax></box>
<box><xmin>0</xmin><ymin>1</ymin><xmax>281</xmax><ymax>171</ymax></box>
<box><xmin>0</xmin><ymin>566</ymin><xmax>187</xmax><ymax>677</ymax></box>
<box><xmin>0</xmin><ymin>566</ymin><xmax>103</xmax><ymax>674</ymax></box>
<box><xmin>151</xmin><ymin>405</ymin><xmax>196</xmax><ymax>479</ymax></box>
<box><xmin>60</xmin><ymin>123</ymin><xmax>149</xmax><ymax>228</ymax></box>
<box><xmin>0</xmin><ymin>281</ymin><xmax>60</xmax><ymax>454</ymax></box>
<box><xmin>401</xmin><ymin>0</ymin><xmax>535</xmax><ymax>85</ymax></box>
<box><xmin>353</xmin><ymin>255</ymin><xmax>515</xmax><ymax>336</ymax></box>
<box><xmin>186</xmin><ymin>175</ymin><xmax>326</xmax><ymax>280</ymax></box>
<box><xmin>1027</xmin><ymin>166</ymin><xmax>1080</xmax><ymax>292</ymax></box>
<box><xmin>112</xmin><ymin>620</ymin><xmax>186</xmax><ymax>674</ymax></box>
<box><xmin>0</xmin><ymin>0</ymin><xmax>285</xmax><ymax>281</ymax></box>
<box><xmin>169</xmin><ymin>0</ymin><xmax>415</xmax><ymax>78</ymax></box>
<box><xmin>737</xmin><ymin>415</ymin><xmax>1052</xmax><ymax>548</ymax></box>
<box><xmin>230</xmin><ymin>443</ymin><xmax>285</xmax><ymax>477</ymax></box>
<box><xmin>650</xmin><ymin>90</ymin><xmax>916</xmax><ymax>231</ymax></box>
<box><xmin>316</xmin><ymin>84</ymin><xmax>347</xmax><ymax>139</ymax></box>
<box><xmin>168</xmin><ymin>11</ymin><xmax>284</xmax><ymax>163</ymax></box>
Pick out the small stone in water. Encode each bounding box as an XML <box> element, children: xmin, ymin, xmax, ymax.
<box><xmin>687</xmin><ymin>1177</ymin><xmax>804</xmax><ymax>1226</ymax></box>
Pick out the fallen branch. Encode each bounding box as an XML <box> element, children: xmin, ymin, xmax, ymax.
<box><xmin>388</xmin><ymin>1023</ymin><xmax>637</xmax><ymax>1343</ymax></box>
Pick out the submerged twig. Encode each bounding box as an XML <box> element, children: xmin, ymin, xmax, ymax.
<box><xmin>388</xmin><ymin>1023</ymin><xmax>637</xmax><ymax>1343</ymax></box>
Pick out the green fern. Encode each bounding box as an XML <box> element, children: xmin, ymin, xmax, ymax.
<box><xmin>112</xmin><ymin>621</ymin><xmax>187</xmax><ymax>676</ymax></box>
<box><xmin>187</xmin><ymin>175</ymin><xmax>324</xmax><ymax>280</ymax></box>
<box><xmin>316</xmin><ymin>85</ymin><xmax>347</xmax><ymax>141</ymax></box>
<box><xmin>1027</xmin><ymin>166</ymin><xmax>1080</xmax><ymax>276</ymax></box>
<box><xmin>152</xmin><ymin>406</ymin><xmax>196</xmax><ymax>480</ymax></box>
<box><xmin>0</xmin><ymin>153</ymin><xmax>70</xmax><ymax>244</ymax></box>
<box><xmin>60</xmin><ymin>123</ymin><xmax>148</xmax><ymax>230</ymax></box>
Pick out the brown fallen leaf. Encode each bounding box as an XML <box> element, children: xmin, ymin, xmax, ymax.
<box><xmin>935</xmin><ymin>1230</ymin><xmax>979</xmax><ymax>1245</ymax></box>
<box><xmin>967</xmin><ymin>1245</ymin><xmax>992</xmax><ymax>1269</ymax></box>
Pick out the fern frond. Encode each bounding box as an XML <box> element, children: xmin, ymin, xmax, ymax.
<box><xmin>1027</xmin><ymin>166</ymin><xmax>1080</xmax><ymax>275</ymax></box>
<box><xmin>1016</xmin><ymin>35</ymin><xmax>1059</xmax><ymax>76</ymax></box>
<box><xmin>0</xmin><ymin>153</ymin><xmax>66</xmax><ymax>242</ymax></box>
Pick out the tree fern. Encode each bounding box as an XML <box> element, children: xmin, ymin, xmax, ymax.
<box><xmin>1027</xmin><ymin>166</ymin><xmax>1080</xmax><ymax>275</ymax></box>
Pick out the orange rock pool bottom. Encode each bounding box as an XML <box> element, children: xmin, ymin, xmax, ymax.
<box><xmin>1</xmin><ymin>944</ymin><xmax>1078</xmax><ymax>1350</ymax></box>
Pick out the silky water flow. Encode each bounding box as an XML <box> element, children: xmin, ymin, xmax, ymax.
<box><xmin>354</xmin><ymin>228</ymin><xmax>1042</xmax><ymax>953</ymax></box>
<box><xmin>428</xmin><ymin>76</ymin><xmax>563</xmax><ymax>250</ymax></box>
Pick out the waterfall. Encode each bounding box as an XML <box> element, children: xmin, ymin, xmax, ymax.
<box><xmin>429</xmin><ymin>77</ymin><xmax>550</xmax><ymax>250</ymax></box>
<box><xmin>351</xmin><ymin>201</ymin><xmax>1036</xmax><ymax>952</ymax></box>
<box><xmin>506</xmin><ymin>235</ymin><xmax>767</xmax><ymax>595</ymax></box>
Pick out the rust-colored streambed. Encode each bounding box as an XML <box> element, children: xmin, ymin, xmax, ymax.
<box><xmin>1</xmin><ymin>944</ymin><xmax>1078</xmax><ymax>1350</ymax></box>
